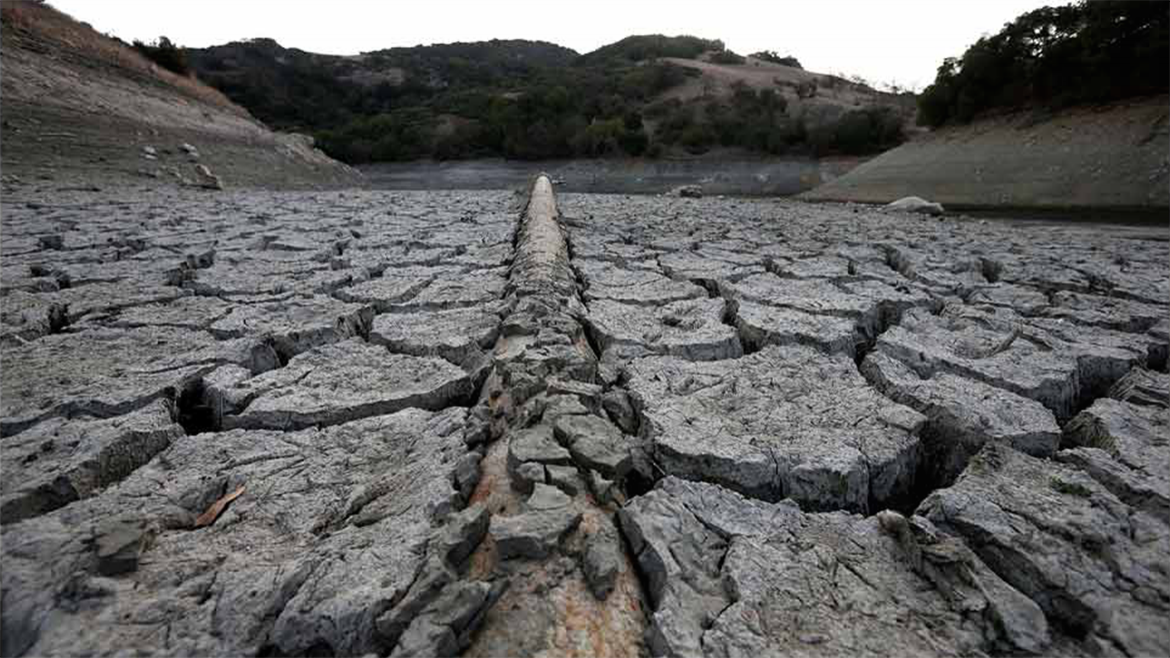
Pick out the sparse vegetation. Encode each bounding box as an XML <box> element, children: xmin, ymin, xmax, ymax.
<box><xmin>918</xmin><ymin>1</ymin><xmax>1169</xmax><ymax>127</ymax></box>
<box><xmin>131</xmin><ymin>36</ymin><xmax>191</xmax><ymax>76</ymax></box>
<box><xmin>708</xmin><ymin>50</ymin><xmax>746</xmax><ymax>65</ymax></box>
<box><xmin>750</xmin><ymin>51</ymin><xmax>803</xmax><ymax>69</ymax></box>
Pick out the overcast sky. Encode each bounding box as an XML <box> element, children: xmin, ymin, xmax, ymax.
<box><xmin>51</xmin><ymin>0</ymin><xmax>1068</xmax><ymax>90</ymax></box>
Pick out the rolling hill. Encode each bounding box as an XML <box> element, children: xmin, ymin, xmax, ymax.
<box><xmin>182</xmin><ymin>35</ymin><xmax>912</xmax><ymax>164</ymax></box>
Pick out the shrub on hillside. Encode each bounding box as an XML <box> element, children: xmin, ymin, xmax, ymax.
<box><xmin>709</xmin><ymin>50</ymin><xmax>746</xmax><ymax>65</ymax></box>
<box><xmin>750</xmin><ymin>51</ymin><xmax>803</xmax><ymax>69</ymax></box>
<box><xmin>132</xmin><ymin>36</ymin><xmax>190</xmax><ymax>76</ymax></box>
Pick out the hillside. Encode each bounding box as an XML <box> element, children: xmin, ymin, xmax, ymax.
<box><xmin>183</xmin><ymin>35</ymin><xmax>912</xmax><ymax>164</ymax></box>
<box><xmin>803</xmin><ymin>1</ymin><xmax>1169</xmax><ymax>212</ymax></box>
<box><xmin>801</xmin><ymin>96</ymin><xmax>1169</xmax><ymax>211</ymax></box>
<box><xmin>0</xmin><ymin>1</ymin><xmax>360</xmax><ymax>191</ymax></box>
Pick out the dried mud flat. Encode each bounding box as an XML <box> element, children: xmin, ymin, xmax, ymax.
<box><xmin>1</xmin><ymin>180</ymin><xmax>1168</xmax><ymax>657</ymax></box>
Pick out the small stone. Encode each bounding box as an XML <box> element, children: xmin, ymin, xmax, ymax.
<box><xmin>93</xmin><ymin>518</ymin><xmax>149</xmax><ymax>576</ymax></box>
<box><xmin>511</xmin><ymin>462</ymin><xmax>545</xmax><ymax>495</ymax></box>
<box><xmin>526</xmin><ymin>483</ymin><xmax>570</xmax><ymax>511</ymax></box>
<box><xmin>582</xmin><ymin>523</ymin><xmax>622</xmax><ymax>600</ymax></box>
<box><xmin>491</xmin><ymin>491</ymin><xmax>582</xmax><ymax>560</ymax></box>
<box><xmin>601</xmin><ymin>390</ymin><xmax>638</xmax><ymax>435</ymax></box>
<box><xmin>434</xmin><ymin>503</ymin><xmax>489</xmax><ymax>567</ymax></box>
<box><xmin>553</xmin><ymin>414</ymin><xmax>632</xmax><ymax>480</ymax></box>
<box><xmin>545</xmin><ymin>464</ymin><xmax>582</xmax><ymax>496</ymax></box>
<box><xmin>452</xmin><ymin>452</ymin><xmax>482</xmax><ymax>502</ymax></box>
<box><xmin>193</xmin><ymin>164</ymin><xmax>223</xmax><ymax>190</ymax></box>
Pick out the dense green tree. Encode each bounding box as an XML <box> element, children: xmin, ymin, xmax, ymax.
<box><xmin>918</xmin><ymin>1</ymin><xmax>1168</xmax><ymax>127</ymax></box>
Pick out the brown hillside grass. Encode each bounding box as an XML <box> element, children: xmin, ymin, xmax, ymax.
<box><xmin>0</xmin><ymin>0</ymin><xmax>248</xmax><ymax>117</ymax></box>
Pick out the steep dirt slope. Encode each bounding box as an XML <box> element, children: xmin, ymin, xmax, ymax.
<box><xmin>0</xmin><ymin>1</ymin><xmax>360</xmax><ymax>191</ymax></box>
<box><xmin>802</xmin><ymin>96</ymin><xmax>1169</xmax><ymax>211</ymax></box>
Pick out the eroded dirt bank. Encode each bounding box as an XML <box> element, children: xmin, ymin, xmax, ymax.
<box><xmin>802</xmin><ymin>96</ymin><xmax>1169</xmax><ymax>212</ymax></box>
<box><xmin>1</xmin><ymin>1</ymin><xmax>360</xmax><ymax>192</ymax></box>
<box><xmin>1</xmin><ymin>179</ymin><xmax>1168</xmax><ymax>656</ymax></box>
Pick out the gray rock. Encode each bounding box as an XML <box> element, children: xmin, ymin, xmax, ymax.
<box><xmin>585</xmin><ymin>469</ymin><xmax>619</xmax><ymax>506</ymax></box>
<box><xmin>920</xmin><ymin>443</ymin><xmax>1170</xmax><ymax>656</ymax></box>
<box><xmin>93</xmin><ymin>517</ymin><xmax>152</xmax><ymax>576</ymax></box>
<box><xmin>1061</xmin><ymin>397</ymin><xmax>1170</xmax><ymax>524</ymax></box>
<box><xmin>192</xmin><ymin>164</ymin><xmax>223</xmax><ymax>190</ymax></box>
<box><xmin>389</xmin><ymin>580</ymin><xmax>503</xmax><ymax>658</ymax></box>
<box><xmin>510</xmin><ymin>461</ymin><xmax>546</xmax><ymax>495</ymax></box>
<box><xmin>452</xmin><ymin>451</ymin><xmax>482</xmax><ymax>502</ymax></box>
<box><xmin>582</xmin><ymin>520</ymin><xmax>623</xmax><ymax>600</ymax></box>
<box><xmin>886</xmin><ymin>195</ymin><xmax>944</xmax><ymax>215</ymax></box>
<box><xmin>626</xmin><ymin>345</ymin><xmax>925</xmax><ymax>512</ymax></box>
<box><xmin>490</xmin><ymin>486</ymin><xmax>582</xmax><ymax>560</ymax></box>
<box><xmin>544</xmin><ymin>464</ymin><xmax>583</xmax><ymax>496</ymax></box>
<box><xmin>506</xmin><ymin>424</ymin><xmax>573</xmax><ymax>475</ymax></box>
<box><xmin>526</xmin><ymin>483</ymin><xmax>571</xmax><ymax>511</ymax></box>
<box><xmin>433</xmin><ymin>503</ymin><xmax>490</xmax><ymax>567</ymax></box>
<box><xmin>553</xmin><ymin>413</ymin><xmax>632</xmax><ymax>479</ymax></box>
<box><xmin>601</xmin><ymin>389</ymin><xmax>639</xmax><ymax>435</ymax></box>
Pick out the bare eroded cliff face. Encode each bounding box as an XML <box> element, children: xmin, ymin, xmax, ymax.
<box><xmin>2</xmin><ymin>173</ymin><xmax>1168</xmax><ymax>656</ymax></box>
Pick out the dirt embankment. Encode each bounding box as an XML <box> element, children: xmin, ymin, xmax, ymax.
<box><xmin>802</xmin><ymin>96</ymin><xmax>1169</xmax><ymax>212</ymax></box>
<box><xmin>0</xmin><ymin>1</ymin><xmax>360</xmax><ymax>192</ymax></box>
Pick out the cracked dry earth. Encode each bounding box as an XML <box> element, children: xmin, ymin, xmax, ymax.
<box><xmin>1</xmin><ymin>177</ymin><xmax>1168</xmax><ymax>658</ymax></box>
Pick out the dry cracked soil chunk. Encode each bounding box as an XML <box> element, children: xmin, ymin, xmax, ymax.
<box><xmin>208</xmin><ymin>294</ymin><xmax>374</xmax><ymax>358</ymax></box>
<box><xmin>370</xmin><ymin>304</ymin><xmax>502</xmax><ymax>366</ymax></box>
<box><xmin>585</xmin><ymin>297</ymin><xmax>742</xmax><ymax>363</ymax></box>
<box><xmin>0</xmin><ymin>400</ymin><xmax>184</xmax><ymax>524</ymax></box>
<box><xmin>0</xmin><ymin>326</ymin><xmax>254</xmax><ymax>436</ymax></box>
<box><xmin>221</xmin><ymin>339</ymin><xmax>474</xmax><ymax>430</ymax></box>
<box><xmin>579</xmin><ymin>263</ymin><xmax>707</xmax><ymax>306</ymax></box>
<box><xmin>626</xmin><ymin>344</ymin><xmax>926</xmax><ymax>512</ymax></box>
<box><xmin>1060</xmin><ymin>397</ymin><xmax>1170</xmax><ymax>524</ymax></box>
<box><xmin>1</xmin><ymin>408</ymin><xmax>474</xmax><ymax>657</ymax></box>
<box><xmin>862</xmin><ymin>349</ymin><xmax>1061</xmax><ymax>483</ymax></box>
<box><xmin>490</xmin><ymin>484</ymin><xmax>582</xmax><ymax>559</ymax></box>
<box><xmin>872</xmin><ymin>307</ymin><xmax>1140</xmax><ymax>421</ymax></box>
<box><xmin>619</xmin><ymin>477</ymin><xmax>1048</xmax><ymax>658</ymax></box>
<box><xmin>919</xmin><ymin>443</ymin><xmax>1170</xmax><ymax>657</ymax></box>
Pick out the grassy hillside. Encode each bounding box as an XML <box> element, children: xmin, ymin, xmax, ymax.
<box><xmin>182</xmin><ymin>35</ymin><xmax>911</xmax><ymax>164</ymax></box>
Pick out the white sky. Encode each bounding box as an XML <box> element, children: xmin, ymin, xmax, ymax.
<box><xmin>50</xmin><ymin>0</ymin><xmax>1068</xmax><ymax>91</ymax></box>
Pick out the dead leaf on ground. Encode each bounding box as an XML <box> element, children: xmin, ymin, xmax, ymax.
<box><xmin>194</xmin><ymin>484</ymin><xmax>245</xmax><ymax>528</ymax></box>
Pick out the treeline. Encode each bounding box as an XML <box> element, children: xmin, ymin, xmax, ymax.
<box><xmin>918</xmin><ymin>1</ymin><xmax>1169</xmax><ymax>127</ymax></box>
<box><xmin>315</xmin><ymin>61</ymin><xmax>690</xmax><ymax>162</ymax></box>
